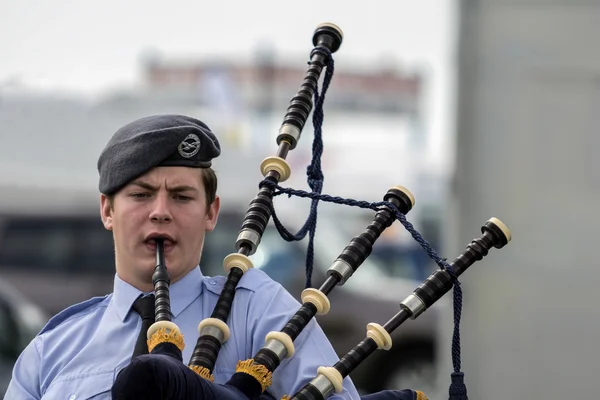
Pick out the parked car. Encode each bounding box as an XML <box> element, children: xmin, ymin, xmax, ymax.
<box><xmin>0</xmin><ymin>278</ymin><xmax>50</xmax><ymax>396</ymax></box>
<box><xmin>0</xmin><ymin>185</ymin><xmax>446</xmax><ymax>394</ymax></box>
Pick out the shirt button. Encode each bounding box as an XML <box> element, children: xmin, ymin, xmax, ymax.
<box><xmin>209</xmin><ymin>280</ymin><xmax>216</xmax><ymax>285</ymax></box>
<box><xmin>69</xmin><ymin>395</ymin><xmax>76</xmax><ymax>400</ymax></box>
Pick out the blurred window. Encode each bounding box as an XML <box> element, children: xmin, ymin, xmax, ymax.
<box><xmin>0</xmin><ymin>212</ymin><xmax>416</xmax><ymax>286</ymax></box>
<box><xmin>0</xmin><ymin>300</ymin><xmax>18</xmax><ymax>360</ymax></box>
<box><xmin>0</xmin><ymin>216</ymin><xmax>115</xmax><ymax>273</ymax></box>
<box><xmin>0</xmin><ymin>212</ymin><xmax>308</xmax><ymax>284</ymax></box>
<box><xmin>248</xmin><ymin>228</ymin><xmax>307</xmax><ymax>287</ymax></box>
<box><xmin>201</xmin><ymin>213</ymin><xmax>307</xmax><ymax>288</ymax></box>
<box><xmin>333</xmin><ymin>216</ymin><xmax>436</xmax><ymax>281</ymax></box>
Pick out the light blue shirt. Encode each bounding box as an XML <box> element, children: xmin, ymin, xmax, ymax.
<box><xmin>5</xmin><ymin>266</ymin><xmax>360</xmax><ymax>400</ymax></box>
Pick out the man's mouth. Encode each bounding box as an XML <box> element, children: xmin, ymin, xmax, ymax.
<box><xmin>144</xmin><ymin>236</ymin><xmax>176</xmax><ymax>252</ymax></box>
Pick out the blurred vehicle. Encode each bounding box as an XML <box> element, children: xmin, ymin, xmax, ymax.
<box><xmin>0</xmin><ymin>278</ymin><xmax>50</xmax><ymax>397</ymax></box>
<box><xmin>0</xmin><ymin>185</ymin><xmax>446</xmax><ymax>394</ymax></box>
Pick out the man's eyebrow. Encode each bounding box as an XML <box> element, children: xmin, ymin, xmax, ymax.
<box><xmin>131</xmin><ymin>181</ymin><xmax>158</xmax><ymax>191</ymax></box>
<box><xmin>167</xmin><ymin>185</ymin><xmax>199</xmax><ymax>193</ymax></box>
<box><xmin>129</xmin><ymin>181</ymin><xmax>199</xmax><ymax>193</ymax></box>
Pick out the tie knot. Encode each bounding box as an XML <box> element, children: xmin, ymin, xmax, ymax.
<box><xmin>131</xmin><ymin>294</ymin><xmax>155</xmax><ymax>320</ymax></box>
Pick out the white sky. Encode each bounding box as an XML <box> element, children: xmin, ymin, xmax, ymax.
<box><xmin>0</xmin><ymin>0</ymin><xmax>458</xmax><ymax>162</ymax></box>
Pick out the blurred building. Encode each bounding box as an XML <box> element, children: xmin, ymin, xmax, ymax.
<box><xmin>0</xmin><ymin>49</ymin><xmax>448</xmax><ymax>220</ymax></box>
<box><xmin>137</xmin><ymin>51</ymin><xmax>448</xmax><ymax>222</ymax></box>
<box><xmin>142</xmin><ymin>51</ymin><xmax>421</xmax><ymax>114</ymax></box>
<box><xmin>438</xmin><ymin>1</ymin><xmax>600</xmax><ymax>399</ymax></box>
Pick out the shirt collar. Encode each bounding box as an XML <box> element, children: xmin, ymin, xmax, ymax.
<box><xmin>113</xmin><ymin>265</ymin><xmax>205</xmax><ymax>322</ymax></box>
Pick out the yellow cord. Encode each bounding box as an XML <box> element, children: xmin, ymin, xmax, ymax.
<box><xmin>189</xmin><ymin>365</ymin><xmax>215</xmax><ymax>382</ymax></box>
<box><xmin>147</xmin><ymin>327</ymin><xmax>185</xmax><ymax>353</ymax></box>
<box><xmin>235</xmin><ymin>359</ymin><xmax>273</xmax><ymax>393</ymax></box>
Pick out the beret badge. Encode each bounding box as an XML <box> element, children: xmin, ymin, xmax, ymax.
<box><xmin>178</xmin><ymin>134</ymin><xmax>201</xmax><ymax>159</ymax></box>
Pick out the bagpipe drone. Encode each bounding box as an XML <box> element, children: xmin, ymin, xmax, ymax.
<box><xmin>111</xmin><ymin>22</ymin><xmax>511</xmax><ymax>400</ymax></box>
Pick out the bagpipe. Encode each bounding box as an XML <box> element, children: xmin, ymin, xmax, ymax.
<box><xmin>111</xmin><ymin>22</ymin><xmax>511</xmax><ymax>400</ymax></box>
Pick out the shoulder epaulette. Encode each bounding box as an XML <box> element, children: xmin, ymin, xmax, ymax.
<box><xmin>39</xmin><ymin>294</ymin><xmax>110</xmax><ymax>335</ymax></box>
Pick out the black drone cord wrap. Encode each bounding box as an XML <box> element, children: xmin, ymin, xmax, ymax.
<box><xmin>187</xmin><ymin>23</ymin><xmax>344</xmax><ymax>384</ymax></box>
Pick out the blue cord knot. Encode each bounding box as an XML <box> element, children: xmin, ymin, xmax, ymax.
<box><xmin>309</xmin><ymin>45</ymin><xmax>333</xmax><ymax>63</ymax></box>
<box><xmin>258</xmin><ymin>178</ymin><xmax>276</xmax><ymax>189</ymax></box>
<box><xmin>306</xmin><ymin>164</ymin><xmax>324</xmax><ymax>181</ymax></box>
<box><xmin>255</xmin><ymin>46</ymin><xmax>467</xmax><ymax>398</ymax></box>
<box><xmin>306</xmin><ymin>165</ymin><xmax>323</xmax><ymax>192</ymax></box>
<box><xmin>449</xmin><ymin>372</ymin><xmax>468</xmax><ymax>400</ymax></box>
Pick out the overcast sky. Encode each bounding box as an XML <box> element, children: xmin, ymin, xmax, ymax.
<box><xmin>0</xmin><ymin>0</ymin><xmax>456</xmax><ymax>88</ymax></box>
<box><xmin>0</xmin><ymin>0</ymin><xmax>458</xmax><ymax>161</ymax></box>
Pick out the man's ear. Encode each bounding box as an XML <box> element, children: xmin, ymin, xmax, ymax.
<box><xmin>205</xmin><ymin>195</ymin><xmax>221</xmax><ymax>232</ymax></box>
<box><xmin>100</xmin><ymin>194</ymin><xmax>113</xmax><ymax>231</ymax></box>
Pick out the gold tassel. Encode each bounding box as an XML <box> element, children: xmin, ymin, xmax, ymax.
<box><xmin>281</xmin><ymin>395</ymin><xmax>291</xmax><ymax>400</ymax></box>
<box><xmin>189</xmin><ymin>365</ymin><xmax>215</xmax><ymax>382</ymax></box>
<box><xmin>147</xmin><ymin>327</ymin><xmax>185</xmax><ymax>353</ymax></box>
<box><xmin>235</xmin><ymin>359</ymin><xmax>273</xmax><ymax>393</ymax></box>
<box><xmin>416</xmin><ymin>390</ymin><xmax>428</xmax><ymax>400</ymax></box>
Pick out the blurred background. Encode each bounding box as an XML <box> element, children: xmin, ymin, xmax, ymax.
<box><xmin>0</xmin><ymin>0</ymin><xmax>596</xmax><ymax>398</ymax></box>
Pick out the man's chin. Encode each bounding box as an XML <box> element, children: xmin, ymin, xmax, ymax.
<box><xmin>142</xmin><ymin>259</ymin><xmax>183</xmax><ymax>278</ymax></box>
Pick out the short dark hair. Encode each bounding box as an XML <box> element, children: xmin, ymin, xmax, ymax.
<box><xmin>200</xmin><ymin>167</ymin><xmax>218</xmax><ymax>208</ymax></box>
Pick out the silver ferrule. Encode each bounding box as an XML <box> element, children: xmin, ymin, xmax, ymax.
<box><xmin>327</xmin><ymin>259</ymin><xmax>354</xmax><ymax>285</ymax></box>
<box><xmin>235</xmin><ymin>229</ymin><xmax>261</xmax><ymax>255</ymax></box>
<box><xmin>400</xmin><ymin>293</ymin><xmax>427</xmax><ymax>319</ymax></box>
<box><xmin>277</xmin><ymin>123</ymin><xmax>301</xmax><ymax>149</ymax></box>
<box><xmin>263</xmin><ymin>339</ymin><xmax>287</xmax><ymax>361</ymax></box>
<box><xmin>200</xmin><ymin>325</ymin><xmax>226</xmax><ymax>343</ymax></box>
<box><xmin>310</xmin><ymin>374</ymin><xmax>335</xmax><ymax>398</ymax></box>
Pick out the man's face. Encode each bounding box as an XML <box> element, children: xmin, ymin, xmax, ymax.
<box><xmin>100</xmin><ymin>166</ymin><xmax>220</xmax><ymax>291</ymax></box>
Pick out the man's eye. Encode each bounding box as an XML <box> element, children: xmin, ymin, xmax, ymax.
<box><xmin>175</xmin><ymin>195</ymin><xmax>192</xmax><ymax>201</ymax></box>
<box><xmin>131</xmin><ymin>193</ymin><xmax>150</xmax><ymax>198</ymax></box>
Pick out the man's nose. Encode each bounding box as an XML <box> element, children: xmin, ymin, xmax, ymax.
<box><xmin>149</xmin><ymin>194</ymin><xmax>172</xmax><ymax>223</ymax></box>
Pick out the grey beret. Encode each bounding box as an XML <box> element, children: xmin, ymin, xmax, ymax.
<box><xmin>97</xmin><ymin>114</ymin><xmax>221</xmax><ymax>195</ymax></box>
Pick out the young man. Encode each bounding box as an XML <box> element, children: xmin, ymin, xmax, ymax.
<box><xmin>4</xmin><ymin>114</ymin><xmax>361</xmax><ymax>399</ymax></box>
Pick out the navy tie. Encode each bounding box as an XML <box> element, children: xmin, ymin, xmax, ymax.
<box><xmin>131</xmin><ymin>294</ymin><xmax>155</xmax><ymax>360</ymax></box>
